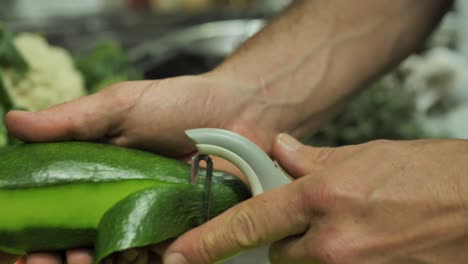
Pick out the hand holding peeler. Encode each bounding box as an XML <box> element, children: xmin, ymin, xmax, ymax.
<box><xmin>186</xmin><ymin>128</ymin><xmax>292</xmax><ymax>264</ymax></box>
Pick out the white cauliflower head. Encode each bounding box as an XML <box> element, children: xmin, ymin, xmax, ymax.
<box><xmin>1</xmin><ymin>33</ymin><xmax>86</xmax><ymax>111</ymax></box>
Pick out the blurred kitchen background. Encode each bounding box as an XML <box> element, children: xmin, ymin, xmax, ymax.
<box><xmin>0</xmin><ymin>0</ymin><xmax>467</xmax><ymax>147</ymax></box>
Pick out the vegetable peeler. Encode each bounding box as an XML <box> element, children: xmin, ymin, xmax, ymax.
<box><xmin>186</xmin><ymin>128</ymin><xmax>292</xmax><ymax>264</ymax></box>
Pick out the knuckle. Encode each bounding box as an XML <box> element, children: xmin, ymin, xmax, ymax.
<box><xmin>313</xmin><ymin>147</ymin><xmax>334</xmax><ymax>164</ymax></box>
<box><xmin>70</xmin><ymin>119</ymin><xmax>93</xmax><ymax>139</ymax></box>
<box><xmin>303</xmin><ymin>147</ymin><xmax>335</xmax><ymax>167</ymax></box>
<box><xmin>314</xmin><ymin>231</ymin><xmax>354</xmax><ymax>264</ymax></box>
<box><xmin>228</xmin><ymin>206</ymin><xmax>265</xmax><ymax>249</ymax></box>
<box><xmin>106</xmin><ymin>83</ymin><xmax>138</xmax><ymax>108</ymax></box>
<box><xmin>295</xmin><ymin>182</ymin><xmax>315</xmax><ymax>224</ymax></box>
<box><xmin>199</xmin><ymin>233</ymin><xmax>221</xmax><ymax>263</ymax></box>
<box><xmin>306</xmin><ymin>179</ymin><xmax>339</xmax><ymax>210</ymax></box>
<box><xmin>308</xmin><ymin>178</ymin><xmax>364</xmax><ymax>211</ymax></box>
<box><xmin>365</xmin><ymin>140</ymin><xmax>396</xmax><ymax>154</ymax></box>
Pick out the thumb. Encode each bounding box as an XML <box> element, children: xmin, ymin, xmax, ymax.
<box><xmin>273</xmin><ymin>133</ymin><xmax>337</xmax><ymax>178</ymax></box>
<box><xmin>163</xmin><ymin>182</ymin><xmax>310</xmax><ymax>264</ymax></box>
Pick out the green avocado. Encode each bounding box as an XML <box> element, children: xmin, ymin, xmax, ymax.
<box><xmin>0</xmin><ymin>142</ymin><xmax>251</xmax><ymax>262</ymax></box>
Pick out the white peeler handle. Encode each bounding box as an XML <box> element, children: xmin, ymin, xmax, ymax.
<box><xmin>185</xmin><ymin>128</ymin><xmax>291</xmax><ymax>196</ymax></box>
<box><xmin>185</xmin><ymin>128</ymin><xmax>292</xmax><ymax>264</ymax></box>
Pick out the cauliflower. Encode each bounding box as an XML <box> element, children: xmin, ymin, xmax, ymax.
<box><xmin>1</xmin><ymin>33</ymin><xmax>86</xmax><ymax>111</ymax></box>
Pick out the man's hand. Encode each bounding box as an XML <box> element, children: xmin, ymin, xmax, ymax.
<box><xmin>163</xmin><ymin>134</ymin><xmax>468</xmax><ymax>264</ymax></box>
<box><xmin>6</xmin><ymin>74</ymin><xmax>273</xmax><ymax>157</ymax></box>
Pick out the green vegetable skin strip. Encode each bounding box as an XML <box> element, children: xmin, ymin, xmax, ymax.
<box><xmin>0</xmin><ymin>142</ymin><xmax>250</xmax><ymax>261</ymax></box>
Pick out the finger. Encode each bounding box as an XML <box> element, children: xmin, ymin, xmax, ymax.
<box><xmin>273</xmin><ymin>133</ymin><xmax>340</xmax><ymax>178</ymax></box>
<box><xmin>66</xmin><ymin>249</ymin><xmax>93</xmax><ymax>264</ymax></box>
<box><xmin>164</xmin><ymin>181</ymin><xmax>310</xmax><ymax>264</ymax></box>
<box><xmin>4</xmin><ymin>81</ymin><xmax>146</xmax><ymax>142</ymax></box>
<box><xmin>5</xmin><ymin>92</ymin><xmax>113</xmax><ymax>142</ymax></box>
<box><xmin>25</xmin><ymin>253</ymin><xmax>62</xmax><ymax>264</ymax></box>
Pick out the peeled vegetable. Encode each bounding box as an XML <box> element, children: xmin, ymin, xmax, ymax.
<box><xmin>0</xmin><ymin>142</ymin><xmax>250</xmax><ymax>263</ymax></box>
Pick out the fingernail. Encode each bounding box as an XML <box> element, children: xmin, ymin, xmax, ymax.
<box><xmin>277</xmin><ymin>133</ymin><xmax>302</xmax><ymax>151</ymax></box>
<box><xmin>164</xmin><ymin>253</ymin><xmax>188</xmax><ymax>264</ymax></box>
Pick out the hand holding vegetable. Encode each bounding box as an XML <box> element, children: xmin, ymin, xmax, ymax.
<box><xmin>6</xmin><ymin>75</ymin><xmax>272</xmax><ymax>157</ymax></box>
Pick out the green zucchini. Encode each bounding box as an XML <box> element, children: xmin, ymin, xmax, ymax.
<box><xmin>0</xmin><ymin>142</ymin><xmax>250</xmax><ymax>262</ymax></box>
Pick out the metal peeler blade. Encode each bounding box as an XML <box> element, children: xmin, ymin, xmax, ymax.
<box><xmin>190</xmin><ymin>154</ymin><xmax>213</xmax><ymax>223</ymax></box>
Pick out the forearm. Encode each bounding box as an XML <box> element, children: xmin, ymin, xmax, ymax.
<box><xmin>212</xmin><ymin>0</ymin><xmax>452</xmax><ymax>140</ymax></box>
